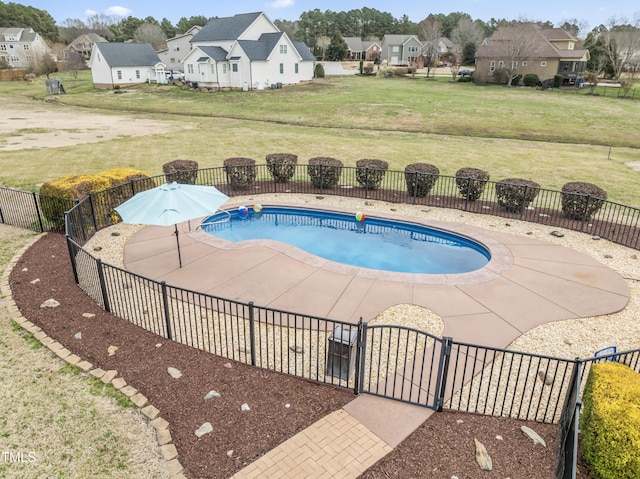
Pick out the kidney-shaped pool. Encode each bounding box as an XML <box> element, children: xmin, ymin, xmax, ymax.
<box><xmin>200</xmin><ymin>206</ymin><xmax>490</xmax><ymax>275</ymax></box>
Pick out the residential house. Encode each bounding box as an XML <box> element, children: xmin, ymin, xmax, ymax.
<box><xmin>156</xmin><ymin>25</ymin><xmax>202</xmax><ymax>73</ymax></box>
<box><xmin>380</xmin><ymin>34</ymin><xmax>421</xmax><ymax>65</ymax></box>
<box><xmin>184</xmin><ymin>12</ymin><xmax>314</xmax><ymax>90</ymax></box>
<box><xmin>0</xmin><ymin>27</ymin><xmax>49</xmax><ymax>69</ymax></box>
<box><xmin>89</xmin><ymin>42</ymin><xmax>166</xmax><ymax>89</ymax></box>
<box><xmin>475</xmin><ymin>24</ymin><xmax>590</xmax><ymax>85</ymax></box>
<box><xmin>343</xmin><ymin>37</ymin><xmax>381</xmax><ymax>61</ymax></box>
<box><xmin>64</xmin><ymin>33</ymin><xmax>108</xmax><ymax>62</ymax></box>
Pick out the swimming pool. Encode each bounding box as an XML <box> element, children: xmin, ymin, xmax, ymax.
<box><xmin>201</xmin><ymin>206</ymin><xmax>490</xmax><ymax>274</ymax></box>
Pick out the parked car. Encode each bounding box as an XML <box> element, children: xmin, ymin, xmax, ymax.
<box><xmin>166</xmin><ymin>71</ymin><xmax>185</xmax><ymax>81</ymax></box>
<box><xmin>458</xmin><ymin>69</ymin><xmax>473</xmax><ymax>77</ymax></box>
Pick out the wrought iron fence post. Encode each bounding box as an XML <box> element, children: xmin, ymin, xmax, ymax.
<box><xmin>521</xmin><ymin>185</ymin><xmax>528</xmax><ymax>219</ymax></box>
<box><xmin>412</xmin><ymin>172</ymin><xmax>418</xmax><ymax>205</ymax></box>
<box><xmin>161</xmin><ymin>281</ymin><xmax>172</xmax><ymax>340</ymax></box>
<box><xmin>353</xmin><ymin>318</ymin><xmax>365</xmax><ymax>395</ymax></box>
<box><xmin>569</xmin><ymin>361</ymin><xmax>583</xmax><ymax>479</ymax></box>
<box><xmin>580</xmin><ymin>195</ymin><xmax>592</xmax><ymax>232</ymax></box>
<box><xmin>248</xmin><ymin>301</ymin><xmax>257</xmax><ymax>366</ymax></box>
<box><xmin>365</xmin><ymin>167</ymin><xmax>370</xmax><ymax>199</ymax></box>
<box><xmin>65</xmin><ymin>233</ymin><xmax>80</xmax><ymax>284</ymax></box>
<box><xmin>96</xmin><ymin>259</ymin><xmax>111</xmax><ymax>313</ymax></box>
<box><xmin>357</xmin><ymin>319</ymin><xmax>368</xmax><ymax>395</ymax></box>
<box><xmin>435</xmin><ymin>336</ymin><xmax>453</xmax><ymax>412</ymax></box>
<box><xmin>32</xmin><ymin>192</ymin><xmax>44</xmax><ymax>232</ymax></box>
<box><xmin>320</xmin><ymin>164</ymin><xmax>324</xmax><ymax>192</ymax></box>
<box><xmin>464</xmin><ymin>176</ymin><xmax>471</xmax><ymax>212</ymax></box>
<box><xmin>88</xmin><ymin>193</ymin><xmax>98</xmax><ymax>232</ymax></box>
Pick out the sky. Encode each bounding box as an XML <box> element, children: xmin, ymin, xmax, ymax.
<box><xmin>21</xmin><ymin>0</ymin><xmax>640</xmax><ymax>31</ymax></box>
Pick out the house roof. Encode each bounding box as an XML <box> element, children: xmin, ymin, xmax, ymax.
<box><xmin>66</xmin><ymin>33</ymin><xmax>108</xmax><ymax>49</ymax></box>
<box><xmin>476</xmin><ymin>24</ymin><xmax>588</xmax><ymax>60</ymax></box>
<box><xmin>383</xmin><ymin>35</ymin><xmax>419</xmax><ymax>45</ymax></box>
<box><xmin>344</xmin><ymin>37</ymin><xmax>364</xmax><ymax>51</ymax></box>
<box><xmin>238</xmin><ymin>32</ymin><xmax>283</xmax><ymax>60</ymax></box>
<box><xmin>197</xmin><ymin>46</ymin><xmax>229</xmax><ymax>61</ymax></box>
<box><xmin>93</xmin><ymin>42</ymin><xmax>161</xmax><ymax>67</ymax></box>
<box><xmin>362</xmin><ymin>40</ymin><xmax>379</xmax><ymax>50</ymax></box>
<box><xmin>293</xmin><ymin>41</ymin><xmax>316</xmax><ymax>61</ymax></box>
<box><xmin>1</xmin><ymin>27</ymin><xmax>38</xmax><ymax>42</ymax></box>
<box><xmin>439</xmin><ymin>37</ymin><xmax>455</xmax><ymax>49</ymax></box>
<box><xmin>191</xmin><ymin>12</ymin><xmax>262</xmax><ymax>42</ymax></box>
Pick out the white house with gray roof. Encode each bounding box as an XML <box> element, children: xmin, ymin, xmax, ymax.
<box><xmin>89</xmin><ymin>42</ymin><xmax>166</xmax><ymax>89</ymax></box>
<box><xmin>0</xmin><ymin>27</ymin><xmax>49</xmax><ymax>69</ymax></box>
<box><xmin>156</xmin><ymin>25</ymin><xmax>202</xmax><ymax>73</ymax></box>
<box><xmin>183</xmin><ymin>12</ymin><xmax>314</xmax><ymax>89</ymax></box>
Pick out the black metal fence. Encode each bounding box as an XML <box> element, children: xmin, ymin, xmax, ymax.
<box><xmin>3</xmin><ymin>165</ymin><xmax>640</xmax><ymax>479</ymax></box>
<box><xmin>0</xmin><ymin>186</ymin><xmax>75</xmax><ymax>233</ymax></box>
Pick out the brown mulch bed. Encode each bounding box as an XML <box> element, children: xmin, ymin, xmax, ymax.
<box><xmin>9</xmin><ymin>233</ymin><xmax>592</xmax><ymax>479</ymax></box>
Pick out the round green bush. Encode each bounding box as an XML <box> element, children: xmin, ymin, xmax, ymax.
<box><xmin>223</xmin><ymin>157</ymin><xmax>256</xmax><ymax>190</ymax></box>
<box><xmin>561</xmin><ymin>182</ymin><xmax>607</xmax><ymax>221</ymax></box>
<box><xmin>266</xmin><ymin>153</ymin><xmax>298</xmax><ymax>183</ymax></box>
<box><xmin>455</xmin><ymin>167</ymin><xmax>490</xmax><ymax>201</ymax></box>
<box><xmin>314</xmin><ymin>63</ymin><xmax>325</xmax><ymax>78</ymax></box>
<box><xmin>495</xmin><ymin>178</ymin><xmax>540</xmax><ymax>213</ymax></box>
<box><xmin>356</xmin><ymin>159</ymin><xmax>388</xmax><ymax>191</ymax></box>
<box><xmin>307</xmin><ymin>157</ymin><xmax>343</xmax><ymax>189</ymax></box>
<box><xmin>404</xmin><ymin>163</ymin><xmax>439</xmax><ymax>197</ymax></box>
<box><xmin>523</xmin><ymin>73</ymin><xmax>539</xmax><ymax>86</ymax></box>
<box><xmin>162</xmin><ymin>159</ymin><xmax>199</xmax><ymax>184</ymax></box>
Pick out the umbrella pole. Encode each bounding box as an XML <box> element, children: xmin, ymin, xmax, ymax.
<box><xmin>174</xmin><ymin>224</ymin><xmax>182</xmax><ymax>268</ymax></box>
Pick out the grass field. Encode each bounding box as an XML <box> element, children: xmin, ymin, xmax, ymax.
<box><xmin>2</xmin><ymin>70</ymin><xmax>640</xmax><ymax>206</ymax></box>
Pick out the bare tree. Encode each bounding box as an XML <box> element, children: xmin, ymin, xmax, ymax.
<box><xmin>64</xmin><ymin>50</ymin><xmax>87</xmax><ymax>80</ymax></box>
<box><xmin>599</xmin><ymin>17</ymin><xmax>640</xmax><ymax>81</ymax></box>
<box><xmin>133</xmin><ymin>23</ymin><xmax>167</xmax><ymax>50</ymax></box>
<box><xmin>490</xmin><ymin>23</ymin><xmax>541</xmax><ymax>86</ymax></box>
<box><xmin>441</xmin><ymin>51</ymin><xmax>461</xmax><ymax>81</ymax></box>
<box><xmin>451</xmin><ymin>18</ymin><xmax>483</xmax><ymax>51</ymax></box>
<box><xmin>29</xmin><ymin>50</ymin><xmax>57</xmax><ymax>78</ymax></box>
<box><xmin>558</xmin><ymin>18</ymin><xmax>590</xmax><ymax>39</ymax></box>
<box><xmin>418</xmin><ymin>18</ymin><xmax>441</xmax><ymax>78</ymax></box>
<box><xmin>316</xmin><ymin>35</ymin><xmax>331</xmax><ymax>60</ymax></box>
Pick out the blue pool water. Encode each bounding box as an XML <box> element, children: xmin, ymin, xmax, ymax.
<box><xmin>201</xmin><ymin>207</ymin><xmax>490</xmax><ymax>274</ymax></box>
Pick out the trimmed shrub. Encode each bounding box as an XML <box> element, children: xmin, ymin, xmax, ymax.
<box><xmin>314</xmin><ymin>63</ymin><xmax>325</xmax><ymax>78</ymax></box>
<box><xmin>580</xmin><ymin>362</ymin><xmax>640</xmax><ymax>479</ymax></box>
<box><xmin>162</xmin><ymin>159</ymin><xmax>199</xmax><ymax>184</ymax></box>
<box><xmin>523</xmin><ymin>73</ymin><xmax>539</xmax><ymax>86</ymax></box>
<box><xmin>224</xmin><ymin>157</ymin><xmax>256</xmax><ymax>190</ymax></box>
<box><xmin>495</xmin><ymin>178</ymin><xmax>540</xmax><ymax>213</ymax></box>
<box><xmin>511</xmin><ymin>74</ymin><xmax>522</xmax><ymax>86</ymax></box>
<box><xmin>307</xmin><ymin>157</ymin><xmax>343</xmax><ymax>189</ymax></box>
<box><xmin>39</xmin><ymin>168</ymin><xmax>154</xmax><ymax>230</ymax></box>
<box><xmin>561</xmin><ymin>182</ymin><xmax>607</xmax><ymax>221</ymax></box>
<box><xmin>265</xmin><ymin>153</ymin><xmax>298</xmax><ymax>183</ymax></box>
<box><xmin>394</xmin><ymin>67</ymin><xmax>409</xmax><ymax>77</ymax></box>
<box><xmin>356</xmin><ymin>159</ymin><xmax>388</xmax><ymax>191</ymax></box>
<box><xmin>404</xmin><ymin>163</ymin><xmax>439</xmax><ymax>197</ymax></box>
<box><xmin>554</xmin><ymin>74</ymin><xmax>564</xmax><ymax>88</ymax></box>
<box><xmin>455</xmin><ymin>167</ymin><xmax>490</xmax><ymax>201</ymax></box>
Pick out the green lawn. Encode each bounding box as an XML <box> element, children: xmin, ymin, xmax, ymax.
<box><xmin>2</xmin><ymin>70</ymin><xmax>640</xmax><ymax>206</ymax></box>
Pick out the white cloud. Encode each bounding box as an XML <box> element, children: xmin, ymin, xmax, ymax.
<box><xmin>268</xmin><ymin>0</ymin><xmax>294</xmax><ymax>8</ymax></box>
<box><xmin>105</xmin><ymin>6</ymin><xmax>133</xmax><ymax>17</ymax></box>
<box><xmin>85</xmin><ymin>9</ymin><xmax>98</xmax><ymax>17</ymax></box>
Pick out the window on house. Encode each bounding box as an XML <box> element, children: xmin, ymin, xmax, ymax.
<box><xmin>173</xmin><ymin>43</ymin><xmax>179</xmax><ymax>51</ymax></box>
<box><xmin>279</xmin><ymin>63</ymin><xmax>284</xmax><ymax>74</ymax></box>
<box><xmin>0</xmin><ymin>45</ymin><xmax>6</xmax><ymax>51</ymax></box>
<box><xmin>568</xmin><ymin>42</ymin><xmax>575</xmax><ymax>50</ymax></box>
<box><xmin>392</xmin><ymin>46</ymin><xmax>399</xmax><ymax>52</ymax></box>
<box><xmin>498</xmin><ymin>61</ymin><xmax>504</xmax><ymax>68</ymax></box>
<box><xmin>25</xmin><ymin>55</ymin><xmax>31</xmax><ymax>62</ymax></box>
<box><xmin>117</xmin><ymin>70</ymin><xmax>122</xmax><ymax>80</ymax></box>
<box><xmin>541</xmin><ymin>61</ymin><xmax>547</xmax><ymax>67</ymax></box>
<box><xmin>223</xmin><ymin>64</ymin><xmax>227</xmax><ymax>74</ymax></box>
<box><xmin>135</xmin><ymin>70</ymin><xmax>140</xmax><ymax>79</ymax></box>
<box><xmin>10</xmin><ymin>55</ymin><xmax>19</xmax><ymax>62</ymax></box>
<box><xmin>23</xmin><ymin>44</ymin><xmax>29</xmax><ymax>51</ymax></box>
<box><xmin>522</xmin><ymin>61</ymin><xmax>528</xmax><ymax>67</ymax></box>
<box><xmin>490</xmin><ymin>60</ymin><xmax>495</xmax><ymax>72</ymax></box>
<box><xmin>170</xmin><ymin>57</ymin><xmax>175</xmax><ymax>63</ymax></box>
<box><xmin>210</xmin><ymin>64</ymin><xmax>215</xmax><ymax>74</ymax></box>
<box><xmin>7</xmin><ymin>35</ymin><xmax>16</xmax><ymax>41</ymax></box>
<box><xmin>280</xmin><ymin>45</ymin><xmax>287</xmax><ymax>54</ymax></box>
<box><xmin>232</xmin><ymin>63</ymin><xmax>238</xmax><ymax>72</ymax></box>
<box><xmin>512</xmin><ymin>61</ymin><xmax>518</xmax><ymax>69</ymax></box>
<box><xmin>295</xmin><ymin>63</ymin><xmax>298</xmax><ymax>74</ymax></box>
<box><xmin>187</xmin><ymin>64</ymin><xmax>194</xmax><ymax>73</ymax></box>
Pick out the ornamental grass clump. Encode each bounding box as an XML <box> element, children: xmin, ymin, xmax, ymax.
<box><xmin>223</xmin><ymin>157</ymin><xmax>256</xmax><ymax>191</ymax></box>
<box><xmin>404</xmin><ymin>163</ymin><xmax>439</xmax><ymax>197</ymax></box>
<box><xmin>561</xmin><ymin>182</ymin><xmax>607</xmax><ymax>221</ymax></box>
<box><xmin>455</xmin><ymin>167</ymin><xmax>490</xmax><ymax>201</ymax></box>
<box><xmin>266</xmin><ymin>153</ymin><xmax>298</xmax><ymax>183</ymax></box>
<box><xmin>580</xmin><ymin>362</ymin><xmax>640</xmax><ymax>479</ymax></box>
<box><xmin>162</xmin><ymin>159</ymin><xmax>199</xmax><ymax>184</ymax></box>
<box><xmin>307</xmin><ymin>157</ymin><xmax>343</xmax><ymax>189</ymax></box>
<box><xmin>495</xmin><ymin>178</ymin><xmax>540</xmax><ymax>213</ymax></box>
<box><xmin>356</xmin><ymin>159</ymin><xmax>388</xmax><ymax>191</ymax></box>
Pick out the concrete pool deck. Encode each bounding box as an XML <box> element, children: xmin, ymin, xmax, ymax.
<box><xmin>121</xmin><ymin>202</ymin><xmax>630</xmax><ymax>478</ymax></box>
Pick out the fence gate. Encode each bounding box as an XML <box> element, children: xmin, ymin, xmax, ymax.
<box><xmin>358</xmin><ymin>324</ymin><xmax>449</xmax><ymax>409</ymax></box>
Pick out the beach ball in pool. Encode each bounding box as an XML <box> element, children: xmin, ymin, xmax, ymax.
<box><xmin>355</xmin><ymin>211</ymin><xmax>366</xmax><ymax>222</ymax></box>
<box><xmin>238</xmin><ymin>206</ymin><xmax>249</xmax><ymax>218</ymax></box>
<box><xmin>253</xmin><ymin>203</ymin><xmax>263</xmax><ymax>213</ymax></box>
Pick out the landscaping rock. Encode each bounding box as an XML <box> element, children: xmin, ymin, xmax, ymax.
<box><xmin>167</xmin><ymin>367</ymin><xmax>182</xmax><ymax>379</ymax></box>
<box><xmin>74</xmin><ymin>332</ymin><xmax>82</xmax><ymax>340</ymax></box>
<box><xmin>241</xmin><ymin>403</ymin><xmax>250</xmax><ymax>411</ymax></box>
<box><xmin>474</xmin><ymin>438</ymin><xmax>492</xmax><ymax>471</ymax></box>
<box><xmin>195</xmin><ymin>422</ymin><xmax>213</xmax><ymax>438</ymax></box>
<box><xmin>203</xmin><ymin>390</ymin><xmax>221</xmax><ymax>401</ymax></box>
<box><xmin>521</xmin><ymin>426</ymin><xmax>547</xmax><ymax>447</ymax></box>
<box><xmin>40</xmin><ymin>298</ymin><xmax>60</xmax><ymax>308</ymax></box>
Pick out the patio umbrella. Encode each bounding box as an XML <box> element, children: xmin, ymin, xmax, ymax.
<box><xmin>115</xmin><ymin>182</ymin><xmax>229</xmax><ymax>267</ymax></box>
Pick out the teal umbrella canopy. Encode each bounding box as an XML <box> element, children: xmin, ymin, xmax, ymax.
<box><xmin>115</xmin><ymin>182</ymin><xmax>229</xmax><ymax>267</ymax></box>
<box><xmin>115</xmin><ymin>182</ymin><xmax>229</xmax><ymax>227</ymax></box>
